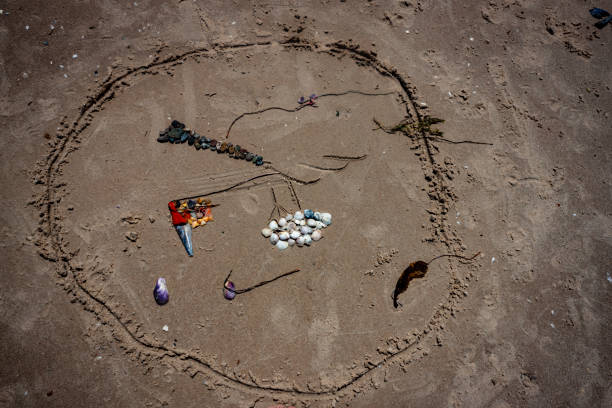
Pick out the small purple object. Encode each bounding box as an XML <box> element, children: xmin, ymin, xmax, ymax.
<box><xmin>154</xmin><ymin>277</ymin><xmax>169</xmax><ymax>305</ymax></box>
<box><xmin>298</xmin><ymin>96</ymin><xmax>306</xmax><ymax>104</ymax></box>
<box><xmin>224</xmin><ymin>280</ymin><xmax>236</xmax><ymax>300</ymax></box>
<box><xmin>309</xmin><ymin>93</ymin><xmax>317</xmax><ymax>100</ymax></box>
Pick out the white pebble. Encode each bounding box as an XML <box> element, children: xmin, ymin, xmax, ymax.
<box><xmin>311</xmin><ymin>230</ymin><xmax>322</xmax><ymax>241</ymax></box>
<box><xmin>278</xmin><ymin>217</ymin><xmax>287</xmax><ymax>227</ymax></box>
<box><xmin>320</xmin><ymin>212</ymin><xmax>332</xmax><ymax>226</ymax></box>
<box><xmin>288</xmin><ymin>239</ymin><xmax>295</xmax><ymax>246</ymax></box>
<box><xmin>72</xmin><ymin>53</ymin><xmax>78</xmax><ymax>59</ymax></box>
<box><xmin>294</xmin><ymin>211</ymin><xmax>304</xmax><ymax>220</ymax></box>
<box><xmin>285</xmin><ymin>213</ymin><xmax>293</xmax><ymax>221</ymax></box>
<box><xmin>296</xmin><ymin>236</ymin><xmax>305</xmax><ymax>247</ymax></box>
<box><xmin>276</xmin><ymin>240</ymin><xmax>288</xmax><ymax>250</ymax></box>
<box><xmin>162</xmin><ymin>325</ymin><xmax>169</xmax><ymax>332</ymax></box>
<box><xmin>287</xmin><ymin>221</ymin><xmax>296</xmax><ymax>230</ymax></box>
<box><xmin>270</xmin><ymin>233</ymin><xmax>279</xmax><ymax>245</ymax></box>
<box><xmin>315</xmin><ymin>221</ymin><xmax>326</xmax><ymax>229</ymax></box>
<box><xmin>300</xmin><ymin>226</ymin><xmax>312</xmax><ymax>235</ymax></box>
<box><xmin>268</xmin><ymin>220</ymin><xmax>279</xmax><ymax>230</ymax></box>
<box><xmin>307</xmin><ymin>219</ymin><xmax>317</xmax><ymax>227</ymax></box>
<box><xmin>290</xmin><ymin>230</ymin><xmax>301</xmax><ymax>240</ymax></box>
<box><xmin>279</xmin><ymin>231</ymin><xmax>290</xmax><ymax>241</ymax></box>
<box><xmin>298</xmin><ymin>219</ymin><xmax>306</xmax><ymax>226</ymax></box>
<box><xmin>303</xmin><ymin>235</ymin><xmax>312</xmax><ymax>246</ymax></box>
<box><xmin>261</xmin><ymin>228</ymin><xmax>273</xmax><ymax>237</ymax></box>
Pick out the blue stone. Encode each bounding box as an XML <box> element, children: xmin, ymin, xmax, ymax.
<box><xmin>304</xmin><ymin>209</ymin><xmax>314</xmax><ymax>219</ymax></box>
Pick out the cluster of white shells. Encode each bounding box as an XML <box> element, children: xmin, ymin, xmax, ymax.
<box><xmin>261</xmin><ymin>210</ymin><xmax>332</xmax><ymax>250</ymax></box>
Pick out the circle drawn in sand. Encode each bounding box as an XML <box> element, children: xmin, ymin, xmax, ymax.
<box><xmin>34</xmin><ymin>39</ymin><xmax>474</xmax><ymax>404</ymax></box>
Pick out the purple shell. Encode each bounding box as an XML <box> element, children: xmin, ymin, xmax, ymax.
<box><xmin>224</xmin><ymin>281</ymin><xmax>236</xmax><ymax>300</ymax></box>
<box><xmin>154</xmin><ymin>277</ymin><xmax>169</xmax><ymax>305</ymax></box>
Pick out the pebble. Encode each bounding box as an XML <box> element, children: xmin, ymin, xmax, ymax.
<box><xmin>276</xmin><ymin>240</ymin><xmax>289</xmax><ymax>250</ymax></box>
<box><xmin>288</xmin><ymin>239</ymin><xmax>295</xmax><ymax>246</ymax></box>
<box><xmin>307</xmin><ymin>219</ymin><xmax>317</xmax><ymax>227</ymax></box>
<box><xmin>270</xmin><ymin>233</ymin><xmax>279</xmax><ymax>245</ymax></box>
<box><xmin>269</xmin><ymin>220</ymin><xmax>278</xmax><ymax>230</ymax></box>
<box><xmin>290</xmin><ymin>230</ymin><xmax>301</xmax><ymax>239</ymax></box>
<box><xmin>294</xmin><ymin>211</ymin><xmax>304</xmax><ymax>221</ymax></box>
<box><xmin>279</xmin><ymin>231</ymin><xmax>290</xmax><ymax>241</ymax></box>
<box><xmin>261</xmin><ymin>228</ymin><xmax>273</xmax><ymax>237</ymax></box>
<box><xmin>311</xmin><ymin>230</ymin><xmax>322</xmax><ymax>241</ymax></box>
<box><xmin>278</xmin><ymin>217</ymin><xmax>287</xmax><ymax>227</ymax></box>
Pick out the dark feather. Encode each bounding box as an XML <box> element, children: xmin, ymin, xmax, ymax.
<box><xmin>393</xmin><ymin>261</ymin><xmax>428</xmax><ymax>308</ymax></box>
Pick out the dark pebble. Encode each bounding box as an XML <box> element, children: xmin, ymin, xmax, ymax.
<box><xmin>180</xmin><ymin>130</ymin><xmax>189</xmax><ymax>143</ymax></box>
<box><xmin>171</xmin><ymin>120</ymin><xmax>185</xmax><ymax>129</ymax></box>
<box><xmin>245</xmin><ymin>152</ymin><xmax>254</xmax><ymax>161</ymax></box>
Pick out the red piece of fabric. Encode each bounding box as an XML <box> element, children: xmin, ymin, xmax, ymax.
<box><xmin>168</xmin><ymin>201</ymin><xmax>189</xmax><ymax>226</ymax></box>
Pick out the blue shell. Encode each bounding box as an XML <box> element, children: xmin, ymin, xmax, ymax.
<box><xmin>304</xmin><ymin>209</ymin><xmax>314</xmax><ymax>219</ymax></box>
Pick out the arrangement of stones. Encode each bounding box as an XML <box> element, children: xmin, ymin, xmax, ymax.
<box><xmin>261</xmin><ymin>209</ymin><xmax>332</xmax><ymax>250</ymax></box>
<box><xmin>157</xmin><ymin>120</ymin><xmax>265</xmax><ymax>166</ymax></box>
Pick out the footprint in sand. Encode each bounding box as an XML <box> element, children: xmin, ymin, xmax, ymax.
<box><xmin>241</xmin><ymin>192</ymin><xmax>260</xmax><ymax>215</ymax></box>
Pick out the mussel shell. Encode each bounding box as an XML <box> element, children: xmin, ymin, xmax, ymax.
<box><xmin>224</xmin><ymin>281</ymin><xmax>236</xmax><ymax>300</ymax></box>
<box><xmin>154</xmin><ymin>277</ymin><xmax>169</xmax><ymax>305</ymax></box>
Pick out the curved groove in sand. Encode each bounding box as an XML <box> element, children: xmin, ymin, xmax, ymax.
<box><xmin>33</xmin><ymin>38</ymin><xmax>472</xmax><ymax>402</ymax></box>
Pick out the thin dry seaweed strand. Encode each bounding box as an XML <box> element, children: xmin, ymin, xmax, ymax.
<box><xmin>225</xmin><ymin>90</ymin><xmax>395</xmax><ymax>139</ymax></box>
<box><xmin>322</xmin><ymin>154</ymin><xmax>367</xmax><ymax>161</ymax></box>
<box><xmin>224</xmin><ymin>268</ymin><xmax>302</xmax><ymax>295</ymax></box>
<box><xmin>299</xmin><ymin>161</ymin><xmax>351</xmax><ymax>171</ymax></box>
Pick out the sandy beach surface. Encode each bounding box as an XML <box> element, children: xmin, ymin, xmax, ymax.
<box><xmin>1</xmin><ymin>1</ymin><xmax>610</xmax><ymax>407</ymax></box>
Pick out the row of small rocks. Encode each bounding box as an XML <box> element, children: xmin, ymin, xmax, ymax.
<box><xmin>261</xmin><ymin>209</ymin><xmax>332</xmax><ymax>250</ymax></box>
<box><xmin>157</xmin><ymin>120</ymin><xmax>264</xmax><ymax>166</ymax></box>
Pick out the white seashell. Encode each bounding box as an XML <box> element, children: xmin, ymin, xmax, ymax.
<box><xmin>269</xmin><ymin>220</ymin><xmax>279</xmax><ymax>230</ymax></box>
<box><xmin>320</xmin><ymin>212</ymin><xmax>332</xmax><ymax>226</ymax></box>
<box><xmin>287</xmin><ymin>222</ymin><xmax>296</xmax><ymax>230</ymax></box>
<box><xmin>307</xmin><ymin>219</ymin><xmax>317</xmax><ymax>227</ymax></box>
<box><xmin>276</xmin><ymin>240</ymin><xmax>289</xmax><ymax>250</ymax></box>
<box><xmin>298</xmin><ymin>219</ymin><xmax>306</xmax><ymax>226</ymax></box>
<box><xmin>278</xmin><ymin>218</ymin><xmax>287</xmax><ymax>227</ymax></box>
<box><xmin>296</xmin><ymin>236</ymin><xmax>305</xmax><ymax>247</ymax></box>
<box><xmin>279</xmin><ymin>231</ymin><xmax>290</xmax><ymax>241</ymax></box>
<box><xmin>303</xmin><ymin>234</ymin><xmax>312</xmax><ymax>246</ymax></box>
<box><xmin>311</xmin><ymin>230</ymin><xmax>322</xmax><ymax>241</ymax></box>
<box><xmin>270</xmin><ymin>233</ymin><xmax>279</xmax><ymax>245</ymax></box>
<box><xmin>300</xmin><ymin>226</ymin><xmax>312</xmax><ymax>235</ymax></box>
<box><xmin>261</xmin><ymin>228</ymin><xmax>273</xmax><ymax>237</ymax></box>
<box><xmin>288</xmin><ymin>239</ymin><xmax>295</xmax><ymax>246</ymax></box>
<box><xmin>294</xmin><ymin>211</ymin><xmax>304</xmax><ymax>220</ymax></box>
<box><xmin>285</xmin><ymin>213</ymin><xmax>293</xmax><ymax>221</ymax></box>
<box><xmin>315</xmin><ymin>221</ymin><xmax>326</xmax><ymax>229</ymax></box>
<box><xmin>290</xmin><ymin>230</ymin><xmax>301</xmax><ymax>240</ymax></box>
